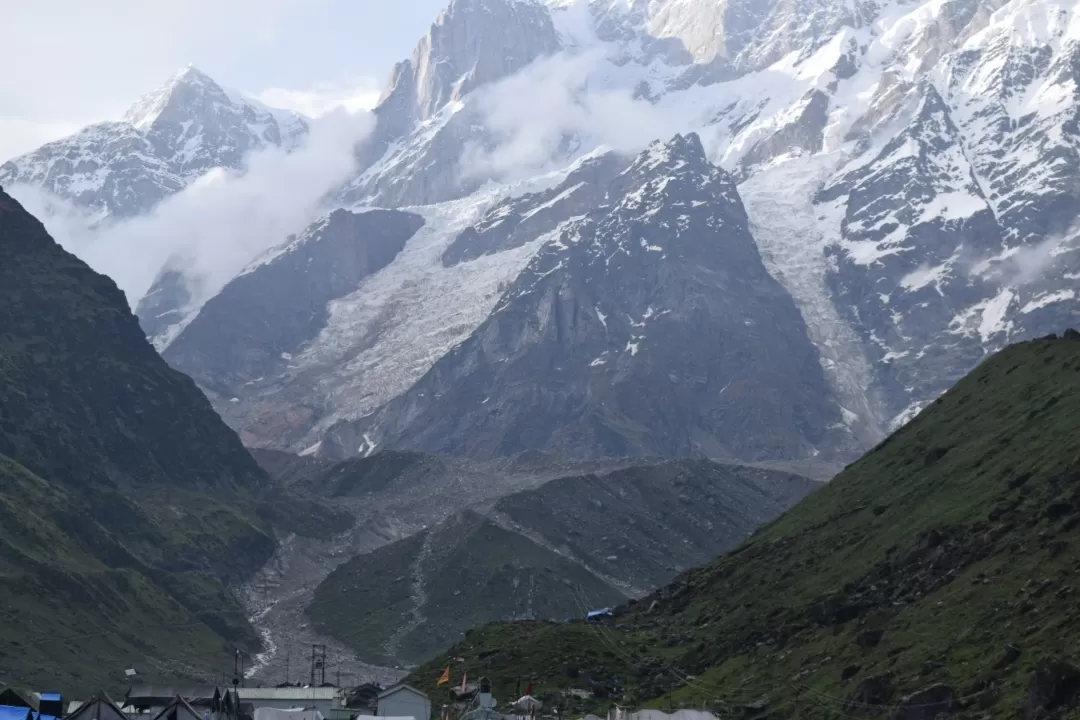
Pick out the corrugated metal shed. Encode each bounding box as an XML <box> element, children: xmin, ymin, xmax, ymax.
<box><xmin>236</xmin><ymin>689</ymin><xmax>341</xmax><ymax>701</ymax></box>
<box><xmin>125</xmin><ymin>687</ymin><xmax>219</xmax><ymax>706</ymax></box>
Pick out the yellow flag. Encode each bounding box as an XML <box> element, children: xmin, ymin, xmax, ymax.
<box><xmin>437</xmin><ymin>666</ymin><xmax>451</xmax><ymax>686</ymax></box>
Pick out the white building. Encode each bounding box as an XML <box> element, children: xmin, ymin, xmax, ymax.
<box><xmin>237</xmin><ymin>688</ymin><xmax>344</xmax><ymax>717</ymax></box>
<box><xmin>376</xmin><ymin>685</ymin><xmax>430</xmax><ymax>720</ymax></box>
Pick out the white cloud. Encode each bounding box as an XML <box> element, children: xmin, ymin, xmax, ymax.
<box><xmin>256</xmin><ymin>79</ymin><xmax>383</xmax><ymax>118</ymax></box>
<box><xmin>9</xmin><ymin>109</ymin><xmax>375</xmax><ymax>309</ymax></box>
<box><xmin>969</xmin><ymin>223</ymin><xmax>1080</xmax><ymax>288</ymax></box>
<box><xmin>0</xmin><ymin>1</ymin><xmax>449</xmax><ymax>160</ymax></box>
<box><xmin>0</xmin><ymin>117</ymin><xmax>84</xmax><ymax>164</ymax></box>
<box><xmin>460</xmin><ymin>48</ymin><xmax>688</xmax><ymax>182</ymax></box>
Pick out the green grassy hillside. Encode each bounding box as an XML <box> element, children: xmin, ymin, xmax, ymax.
<box><xmin>308</xmin><ymin>510</ymin><xmax>627</xmax><ymax>666</ymax></box>
<box><xmin>0</xmin><ymin>188</ymin><xmax>277</xmax><ymax>692</ymax></box>
<box><xmin>405</xmin><ymin>334</ymin><xmax>1080</xmax><ymax>719</ymax></box>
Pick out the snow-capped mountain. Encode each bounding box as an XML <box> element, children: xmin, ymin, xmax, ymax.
<box><xmin>339</xmin><ymin>0</ymin><xmax>564</xmax><ymax>208</ymax></box>
<box><xmin>0</xmin><ymin>65</ymin><xmax>308</xmax><ymax>220</ymax></box>
<box><xmin>13</xmin><ymin>0</ymin><xmax>1080</xmax><ymax>466</ymax></box>
<box><xmin>160</xmin><ymin>207</ymin><xmax>427</xmax><ymax>447</ymax></box>
<box><xmin>321</xmin><ymin>133</ymin><xmax>849</xmax><ymax>461</ymax></box>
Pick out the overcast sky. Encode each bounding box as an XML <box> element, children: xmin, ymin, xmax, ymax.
<box><xmin>0</xmin><ymin>0</ymin><xmax>450</xmax><ymax>162</ymax></box>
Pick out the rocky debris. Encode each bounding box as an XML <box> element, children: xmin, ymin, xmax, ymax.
<box><xmin>843</xmin><ymin>665</ymin><xmax>863</xmax><ymax>681</ymax></box>
<box><xmin>845</xmin><ymin>675</ymin><xmax>895</xmax><ymax>715</ymax></box>
<box><xmin>996</xmin><ymin>644</ymin><xmax>1023</xmax><ymax>670</ymax></box>
<box><xmin>1018</xmin><ymin>657</ymin><xmax>1080</xmax><ymax>719</ymax></box>
<box><xmin>857</xmin><ymin>628</ymin><xmax>885</xmax><ymax>648</ymax></box>
<box><xmin>887</xmin><ymin>685</ymin><xmax>955</xmax><ymax>720</ymax></box>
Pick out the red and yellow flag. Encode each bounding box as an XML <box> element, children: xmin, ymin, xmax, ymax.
<box><xmin>437</xmin><ymin>666</ymin><xmax>451</xmax><ymax>686</ymax></box>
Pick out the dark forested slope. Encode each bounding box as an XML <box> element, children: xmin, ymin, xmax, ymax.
<box><xmin>0</xmin><ymin>187</ymin><xmax>276</xmax><ymax>692</ymax></box>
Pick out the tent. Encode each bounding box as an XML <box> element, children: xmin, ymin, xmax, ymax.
<box><xmin>0</xmin><ymin>690</ymin><xmax>37</xmax><ymax>712</ymax></box>
<box><xmin>150</xmin><ymin>696</ymin><xmax>204</xmax><ymax>720</ymax></box>
<box><xmin>66</xmin><ymin>692</ymin><xmax>129</xmax><ymax>720</ymax></box>
<box><xmin>510</xmin><ymin>697</ymin><xmax>542</xmax><ymax>714</ymax></box>
<box><xmin>0</xmin><ymin>707</ymin><xmax>33</xmax><ymax>720</ymax></box>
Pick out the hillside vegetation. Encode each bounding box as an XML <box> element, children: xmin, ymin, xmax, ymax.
<box><xmin>309</xmin><ymin>510</ymin><xmax>627</xmax><ymax>666</ymax></box>
<box><xmin>406</xmin><ymin>334</ymin><xmax>1080</xmax><ymax>719</ymax></box>
<box><xmin>304</xmin><ymin>458</ymin><xmax>816</xmax><ymax>667</ymax></box>
<box><xmin>0</xmin><ymin>188</ymin><xmax>278</xmax><ymax>692</ymax></box>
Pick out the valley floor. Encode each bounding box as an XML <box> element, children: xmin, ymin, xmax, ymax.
<box><xmin>238</xmin><ymin>532</ymin><xmax>406</xmax><ymax>684</ymax></box>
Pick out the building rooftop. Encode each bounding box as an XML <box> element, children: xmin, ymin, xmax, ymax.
<box><xmin>377</xmin><ymin>685</ymin><xmax>428</xmax><ymax>701</ymax></box>
<box><xmin>236</xmin><ymin>688</ymin><xmax>342</xmax><ymax>701</ymax></box>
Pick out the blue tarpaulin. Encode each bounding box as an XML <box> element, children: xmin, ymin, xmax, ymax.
<box><xmin>586</xmin><ymin>608</ymin><xmax>612</xmax><ymax>619</ymax></box>
<box><xmin>34</xmin><ymin>713</ymin><xmax>58</xmax><ymax>720</ymax></box>
<box><xmin>0</xmin><ymin>706</ymin><xmax>33</xmax><ymax>720</ymax></box>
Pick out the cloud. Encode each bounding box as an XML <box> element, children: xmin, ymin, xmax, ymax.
<box><xmin>9</xmin><ymin>108</ymin><xmax>374</xmax><ymax>310</ymax></box>
<box><xmin>459</xmin><ymin>48</ymin><xmax>689</xmax><ymax>182</ymax></box>
<box><xmin>256</xmin><ymin>78</ymin><xmax>383</xmax><ymax>118</ymax></box>
<box><xmin>970</xmin><ymin>223</ymin><xmax>1080</xmax><ymax>287</ymax></box>
<box><xmin>0</xmin><ymin>116</ymin><xmax>84</xmax><ymax>164</ymax></box>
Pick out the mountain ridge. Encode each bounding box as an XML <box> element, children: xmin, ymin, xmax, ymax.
<box><xmin>403</xmin><ymin>332</ymin><xmax>1080</xmax><ymax>718</ymax></box>
<box><xmin>8</xmin><ymin>0</ymin><xmax>1080</xmax><ymax>473</ymax></box>
<box><xmin>0</xmin><ymin>186</ymin><xmax>281</xmax><ymax>692</ymax></box>
<box><xmin>0</xmin><ymin>66</ymin><xmax>308</xmax><ymax>219</ymax></box>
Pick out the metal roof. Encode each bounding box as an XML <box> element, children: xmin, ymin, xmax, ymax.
<box><xmin>126</xmin><ymin>687</ymin><xmax>219</xmax><ymax>702</ymax></box>
<box><xmin>235</xmin><ymin>689</ymin><xmax>341</xmax><ymax>701</ymax></box>
<box><xmin>376</xmin><ymin>685</ymin><xmax>428</xmax><ymax>701</ymax></box>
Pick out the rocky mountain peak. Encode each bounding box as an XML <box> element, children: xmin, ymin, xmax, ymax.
<box><xmin>121</xmin><ymin>64</ymin><xmax>223</xmax><ymax>130</ymax></box>
<box><xmin>0</xmin><ymin>65</ymin><xmax>308</xmax><ymax>218</ymax></box>
<box><xmin>630</xmin><ymin>132</ymin><xmax>709</xmax><ymax>172</ymax></box>
<box><xmin>379</xmin><ymin>0</ymin><xmax>561</xmax><ymax>125</ymax></box>
<box><xmin>608</xmin><ymin>132</ymin><xmax>745</xmax><ymax>241</ymax></box>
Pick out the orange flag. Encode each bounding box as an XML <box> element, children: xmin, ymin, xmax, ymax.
<box><xmin>438</xmin><ymin>666</ymin><xmax>451</xmax><ymax>686</ymax></box>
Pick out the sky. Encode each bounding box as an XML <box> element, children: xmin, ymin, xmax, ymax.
<box><xmin>0</xmin><ymin>0</ymin><xmax>450</xmax><ymax>162</ymax></box>
<box><xmin>1</xmin><ymin>0</ymin><xmax>689</xmax><ymax>312</ymax></box>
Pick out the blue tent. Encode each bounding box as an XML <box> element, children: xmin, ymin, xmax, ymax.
<box><xmin>0</xmin><ymin>706</ymin><xmax>33</xmax><ymax>720</ymax></box>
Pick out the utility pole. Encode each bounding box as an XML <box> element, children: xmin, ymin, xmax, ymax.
<box><xmin>310</xmin><ymin>644</ymin><xmax>327</xmax><ymax>686</ymax></box>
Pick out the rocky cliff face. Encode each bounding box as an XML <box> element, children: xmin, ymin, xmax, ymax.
<box><xmin>161</xmin><ymin>208</ymin><xmax>425</xmax><ymax>400</ymax></box>
<box><xmin>321</xmin><ymin>133</ymin><xmax>848</xmax><ymax>462</ymax></box>
<box><xmin>0</xmin><ymin>66</ymin><xmax>307</xmax><ymax>220</ymax></box>
<box><xmin>341</xmin><ymin>0</ymin><xmax>563</xmax><ymax>208</ymax></box>
<box><xmin>12</xmin><ymin>0</ymin><xmax>1080</xmax><ymax>470</ymax></box>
